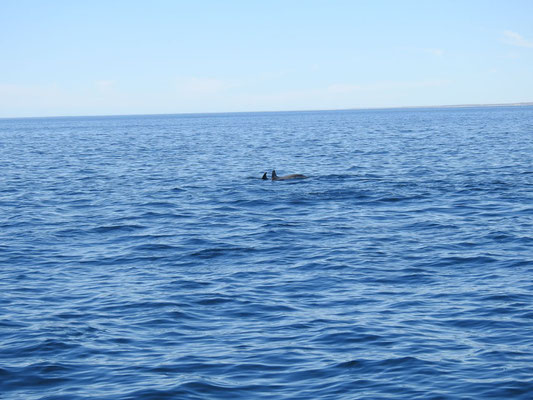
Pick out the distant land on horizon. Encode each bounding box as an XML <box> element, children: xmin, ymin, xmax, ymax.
<box><xmin>371</xmin><ymin>101</ymin><xmax>533</xmax><ymax>110</ymax></box>
<box><xmin>1</xmin><ymin>102</ymin><xmax>533</xmax><ymax>120</ymax></box>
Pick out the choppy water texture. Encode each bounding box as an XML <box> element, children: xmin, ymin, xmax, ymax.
<box><xmin>1</xmin><ymin>107</ymin><xmax>532</xmax><ymax>399</ymax></box>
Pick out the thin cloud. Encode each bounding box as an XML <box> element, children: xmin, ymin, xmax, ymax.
<box><xmin>425</xmin><ymin>48</ymin><xmax>444</xmax><ymax>57</ymax></box>
<box><xmin>502</xmin><ymin>30</ymin><xmax>533</xmax><ymax>48</ymax></box>
<box><xmin>0</xmin><ymin>82</ymin><xmax>138</xmax><ymax>117</ymax></box>
<box><xmin>327</xmin><ymin>84</ymin><xmax>361</xmax><ymax>94</ymax></box>
<box><xmin>96</xmin><ymin>80</ymin><xmax>115</xmax><ymax>90</ymax></box>
<box><xmin>0</xmin><ymin>83</ymin><xmax>64</xmax><ymax>108</ymax></box>
<box><xmin>397</xmin><ymin>46</ymin><xmax>445</xmax><ymax>57</ymax></box>
<box><xmin>327</xmin><ymin>79</ymin><xmax>450</xmax><ymax>94</ymax></box>
<box><xmin>176</xmin><ymin>77</ymin><xmax>239</xmax><ymax>96</ymax></box>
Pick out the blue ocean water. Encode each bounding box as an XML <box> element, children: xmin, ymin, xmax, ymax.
<box><xmin>0</xmin><ymin>107</ymin><xmax>532</xmax><ymax>399</ymax></box>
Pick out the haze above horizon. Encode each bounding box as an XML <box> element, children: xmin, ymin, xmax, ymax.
<box><xmin>1</xmin><ymin>0</ymin><xmax>532</xmax><ymax>118</ymax></box>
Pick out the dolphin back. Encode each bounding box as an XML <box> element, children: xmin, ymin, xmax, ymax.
<box><xmin>271</xmin><ymin>170</ymin><xmax>307</xmax><ymax>180</ymax></box>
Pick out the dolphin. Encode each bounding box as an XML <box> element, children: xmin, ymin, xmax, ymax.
<box><xmin>271</xmin><ymin>170</ymin><xmax>307</xmax><ymax>181</ymax></box>
<box><xmin>262</xmin><ymin>172</ymin><xmax>268</xmax><ymax>180</ymax></box>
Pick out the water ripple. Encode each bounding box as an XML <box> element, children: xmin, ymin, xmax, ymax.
<box><xmin>1</xmin><ymin>108</ymin><xmax>532</xmax><ymax>399</ymax></box>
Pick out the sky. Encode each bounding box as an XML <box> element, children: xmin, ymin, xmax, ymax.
<box><xmin>1</xmin><ymin>0</ymin><xmax>532</xmax><ymax>118</ymax></box>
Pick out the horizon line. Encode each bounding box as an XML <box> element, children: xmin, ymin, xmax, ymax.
<box><xmin>1</xmin><ymin>101</ymin><xmax>533</xmax><ymax>120</ymax></box>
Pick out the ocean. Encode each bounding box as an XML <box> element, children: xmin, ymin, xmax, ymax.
<box><xmin>1</xmin><ymin>106</ymin><xmax>532</xmax><ymax>399</ymax></box>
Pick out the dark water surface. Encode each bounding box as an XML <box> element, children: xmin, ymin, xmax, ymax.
<box><xmin>1</xmin><ymin>107</ymin><xmax>532</xmax><ymax>399</ymax></box>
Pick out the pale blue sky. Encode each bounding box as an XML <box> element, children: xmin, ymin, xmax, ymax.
<box><xmin>1</xmin><ymin>0</ymin><xmax>532</xmax><ymax>117</ymax></box>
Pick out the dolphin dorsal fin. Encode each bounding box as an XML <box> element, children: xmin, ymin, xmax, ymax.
<box><xmin>272</xmin><ymin>170</ymin><xmax>277</xmax><ymax>178</ymax></box>
<box><xmin>262</xmin><ymin>172</ymin><xmax>267</xmax><ymax>180</ymax></box>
